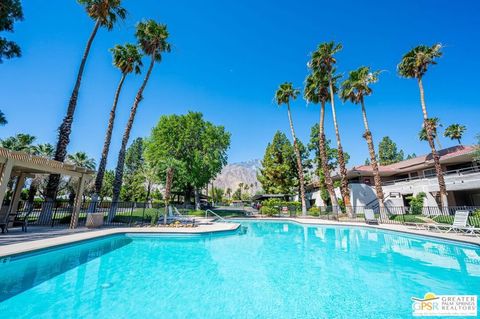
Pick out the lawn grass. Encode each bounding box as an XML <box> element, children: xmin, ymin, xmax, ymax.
<box><xmin>433</xmin><ymin>215</ymin><xmax>480</xmax><ymax>228</ymax></box>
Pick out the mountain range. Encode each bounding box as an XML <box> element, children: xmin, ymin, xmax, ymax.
<box><xmin>213</xmin><ymin>159</ymin><xmax>262</xmax><ymax>194</ymax></box>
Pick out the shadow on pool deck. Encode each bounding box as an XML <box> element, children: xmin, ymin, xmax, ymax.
<box><xmin>0</xmin><ymin>226</ymin><xmax>95</xmax><ymax>246</ymax></box>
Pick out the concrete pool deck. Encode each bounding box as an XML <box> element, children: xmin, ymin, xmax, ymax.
<box><xmin>0</xmin><ymin>222</ymin><xmax>240</xmax><ymax>258</ymax></box>
<box><xmin>1</xmin><ymin>218</ymin><xmax>479</xmax><ymax>258</ymax></box>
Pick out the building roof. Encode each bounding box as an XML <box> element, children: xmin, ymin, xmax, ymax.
<box><xmin>0</xmin><ymin>147</ymin><xmax>96</xmax><ymax>177</ymax></box>
<box><xmin>343</xmin><ymin>145</ymin><xmax>476</xmax><ymax>179</ymax></box>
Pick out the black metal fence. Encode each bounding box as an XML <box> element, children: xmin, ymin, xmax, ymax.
<box><xmin>261</xmin><ymin>205</ymin><xmax>480</xmax><ymax>227</ymax></box>
<box><xmin>6</xmin><ymin>200</ymin><xmax>480</xmax><ymax>229</ymax></box>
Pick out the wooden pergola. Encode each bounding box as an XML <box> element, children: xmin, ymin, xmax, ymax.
<box><xmin>0</xmin><ymin>147</ymin><xmax>95</xmax><ymax>229</ymax></box>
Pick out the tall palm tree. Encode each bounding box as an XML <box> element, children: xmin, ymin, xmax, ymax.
<box><xmin>109</xmin><ymin>20</ymin><xmax>171</xmax><ymax>220</ymax></box>
<box><xmin>310</xmin><ymin>42</ymin><xmax>352</xmax><ymax>215</ymax></box>
<box><xmin>275</xmin><ymin>82</ymin><xmax>307</xmax><ymax>215</ymax></box>
<box><xmin>304</xmin><ymin>70</ymin><xmax>339</xmax><ymax>210</ymax></box>
<box><xmin>92</xmin><ymin>43</ymin><xmax>143</xmax><ymax>202</ymax></box>
<box><xmin>444</xmin><ymin>124</ymin><xmax>466</xmax><ymax>145</ymax></box>
<box><xmin>45</xmin><ymin>0</ymin><xmax>127</xmax><ymax>201</ymax></box>
<box><xmin>398</xmin><ymin>44</ymin><xmax>448</xmax><ymax>207</ymax></box>
<box><xmin>340</xmin><ymin>66</ymin><xmax>385</xmax><ymax>211</ymax></box>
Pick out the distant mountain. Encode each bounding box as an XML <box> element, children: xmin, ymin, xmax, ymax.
<box><xmin>213</xmin><ymin>159</ymin><xmax>262</xmax><ymax>194</ymax></box>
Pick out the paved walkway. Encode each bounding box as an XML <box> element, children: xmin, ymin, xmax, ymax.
<box><xmin>0</xmin><ymin>222</ymin><xmax>240</xmax><ymax>258</ymax></box>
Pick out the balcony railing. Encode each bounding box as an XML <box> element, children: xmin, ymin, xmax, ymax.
<box><xmin>382</xmin><ymin>165</ymin><xmax>480</xmax><ymax>186</ymax></box>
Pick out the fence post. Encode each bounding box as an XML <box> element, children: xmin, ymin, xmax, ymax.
<box><xmin>141</xmin><ymin>203</ymin><xmax>146</xmax><ymax>226</ymax></box>
<box><xmin>51</xmin><ymin>202</ymin><xmax>58</xmax><ymax>228</ymax></box>
<box><xmin>129</xmin><ymin>202</ymin><xmax>135</xmax><ymax>226</ymax></box>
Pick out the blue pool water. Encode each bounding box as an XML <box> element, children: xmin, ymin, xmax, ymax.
<box><xmin>0</xmin><ymin>220</ymin><xmax>479</xmax><ymax>318</ymax></box>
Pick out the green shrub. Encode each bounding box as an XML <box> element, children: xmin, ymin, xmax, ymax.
<box><xmin>308</xmin><ymin>206</ymin><xmax>320</xmax><ymax>217</ymax></box>
<box><xmin>150</xmin><ymin>213</ymin><xmax>158</xmax><ymax>226</ymax></box>
<box><xmin>472</xmin><ymin>209</ymin><xmax>480</xmax><ymax>217</ymax></box>
<box><xmin>407</xmin><ymin>192</ymin><xmax>426</xmax><ymax>215</ymax></box>
<box><xmin>260</xmin><ymin>206</ymin><xmax>278</xmax><ymax>217</ymax></box>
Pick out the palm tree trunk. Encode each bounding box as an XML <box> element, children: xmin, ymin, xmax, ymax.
<box><xmin>45</xmin><ymin>20</ymin><xmax>101</xmax><ymax>201</ymax></box>
<box><xmin>328</xmin><ymin>80</ymin><xmax>352</xmax><ymax>217</ymax></box>
<box><xmin>418</xmin><ymin>77</ymin><xmax>448</xmax><ymax>207</ymax></box>
<box><xmin>108</xmin><ymin>57</ymin><xmax>156</xmax><ymax>222</ymax></box>
<box><xmin>360</xmin><ymin>98</ymin><xmax>385</xmax><ymax>215</ymax></box>
<box><xmin>319</xmin><ymin>101</ymin><xmax>339</xmax><ymax>210</ymax></box>
<box><xmin>163</xmin><ymin>167</ymin><xmax>174</xmax><ymax>225</ymax></box>
<box><xmin>286</xmin><ymin>103</ymin><xmax>307</xmax><ymax>216</ymax></box>
<box><xmin>93</xmin><ymin>73</ymin><xmax>127</xmax><ymax>201</ymax></box>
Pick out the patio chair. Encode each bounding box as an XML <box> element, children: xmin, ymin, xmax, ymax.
<box><xmin>425</xmin><ymin>210</ymin><xmax>472</xmax><ymax>233</ymax></box>
<box><xmin>159</xmin><ymin>206</ymin><xmax>195</xmax><ymax>226</ymax></box>
<box><xmin>364</xmin><ymin>209</ymin><xmax>379</xmax><ymax>225</ymax></box>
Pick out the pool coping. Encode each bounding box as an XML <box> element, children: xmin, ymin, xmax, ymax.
<box><xmin>0</xmin><ymin>222</ymin><xmax>241</xmax><ymax>258</ymax></box>
<box><xmin>229</xmin><ymin>217</ymin><xmax>480</xmax><ymax>247</ymax></box>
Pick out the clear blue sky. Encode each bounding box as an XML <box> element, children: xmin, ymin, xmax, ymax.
<box><xmin>1</xmin><ymin>0</ymin><xmax>479</xmax><ymax>167</ymax></box>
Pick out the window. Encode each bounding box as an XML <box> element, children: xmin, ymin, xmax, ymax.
<box><xmin>423</xmin><ymin>168</ymin><xmax>436</xmax><ymax>178</ymax></box>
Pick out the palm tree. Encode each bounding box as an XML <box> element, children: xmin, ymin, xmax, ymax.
<box><xmin>275</xmin><ymin>82</ymin><xmax>307</xmax><ymax>216</ymax></box>
<box><xmin>66</xmin><ymin>152</ymin><xmax>96</xmax><ymax>204</ymax></box>
<box><xmin>398</xmin><ymin>44</ymin><xmax>448</xmax><ymax>207</ymax></box>
<box><xmin>45</xmin><ymin>0</ymin><xmax>127</xmax><ymax>201</ymax></box>
<box><xmin>340</xmin><ymin>66</ymin><xmax>385</xmax><ymax>211</ymax></box>
<box><xmin>0</xmin><ymin>133</ymin><xmax>36</xmax><ymax>152</ymax></box>
<box><xmin>226</xmin><ymin>187</ymin><xmax>232</xmax><ymax>200</ymax></box>
<box><xmin>109</xmin><ymin>20</ymin><xmax>171</xmax><ymax>220</ymax></box>
<box><xmin>0</xmin><ymin>110</ymin><xmax>7</xmax><ymax>126</ymax></box>
<box><xmin>304</xmin><ymin>70</ymin><xmax>339</xmax><ymax>210</ymax></box>
<box><xmin>444</xmin><ymin>124</ymin><xmax>466</xmax><ymax>145</ymax></box>
<box><xmin>67</xmin><ymin>152</ymin><xmax>96</xmax><ymax>170</ymax></box>
<box><xmin>309</xmin><ymin>42</ymin><xmax>352</xmax><ymax>216</ymax></box>
<box><xmin>419</xmin><ymin>117</ymin><xmax>442</xmax><ymax>148</ymax></box>
<box><xmin>93</xmin><ymin>43</ymin><xmax>143</xmax><ymax>203</ymax></box>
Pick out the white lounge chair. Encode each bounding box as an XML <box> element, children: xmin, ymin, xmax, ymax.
<box><xmin>426</xmin><ymin>210</ymin><xmax>474</xmax><ymax>233</ymax></box>
<box><xmin>364</xmin><ymin>209</ymin><xmax>378</xmax><ymax>225</ymax></box>
<box><xmin>159</xmin><ymin>206</ymin><xmax>195</xmax><ymax>225</ymax></box>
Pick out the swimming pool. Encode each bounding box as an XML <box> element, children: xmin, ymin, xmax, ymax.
<box><xmin>0</xmin><ymin>220</ymin><xmax>478</xmax><ymax>318</ymax></box>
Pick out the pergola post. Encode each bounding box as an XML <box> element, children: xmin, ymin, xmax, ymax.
<box><xmin>70</xmin><ymin>174</ymin><xmax>86</xmax><ymax>229</ymax></box>
<box><xmin>9</xmin><ymin>173</ymin><xmax>26</xmax><ymax>214</ymax></box>
<box><xmin>0</xmin><ymin>159</ymin><xmax>14</xmax><ymax>208</ymax></box>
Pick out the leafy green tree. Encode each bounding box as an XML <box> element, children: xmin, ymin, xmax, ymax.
<box><xmin>144</xmin><ymin>112</ymin><xmax>231</xmax><ymax>210</ymax></box>
<box><xmin>111</xmin><ymin>20</ymin><xmax>171</xmax><ymax>208</ymax></box>
<box><xmin>118</xmin><ymin>138</ymin><xmax>148</xmax><ymax>202</ymax></box>
<box><xmin>93</xmin><ymin>43</ymin><xmax>143</xmax><ymax>201</ymax></box>
<box><xmin>46</xmin><ymin>0</ymin><xmax>127</xmax><ymax>201</ymax></box>
<box><xmin>398</xmin><ymin>43</ymin><xmax>448</xmax><ymax>207</ymax></box>
<box><xmin>0</xmin><ymin>110</ymin><xmax>7</xmax><ymax>125</ymax></box>
<box><xmin>275</xmin><ymin>82</ymin><xmax>307</xmax><ymax>215</ymax></box>
<box><xmin>0</xmin><ymin>133</ymin><xmax>36</xmax><ymax>152</ymax></box>
<box><xmin>474</xmin><ymin>134</ymin><xmax>480</xmax><ymax>162</ymax></box>
<box><xmin>406</xmin><ymin>153</ymin><xmax>417</xmax><ymax>160</ymax></box>
<box><xmin>444</xmin><ymin>124</ymin><xmax>466</xmax><ymax>145</ymax></box>
<box><xmin>99</xmin><ymin>170</ymin><xmax>115</xmax><ymax>201</ymax></box>
<box><xmin>378</xmin><ymin>136</ymin><xmax>404</xmax><ymax>165</ymax></box>
<box><xmin>304</xmin><ymin>67</ymin><xmax>339</xmax><ymax>209</ymax></box>
<box><xmin>340</xmin><ymin>66</ymin><xmax>385</xmax><ymax>209</ymax></box>
<box><xmin>0</xmin><ymin>0</ymin><xmax>23</xmax><ymax>63</ymax></box>
<box><xmin>258</xmin><ymin>131</ymin><xmax>296</xmax><ymax>194</ymax></box>
<box><xmin>309</xmin><ymin>41</ymin><xmax>352</xmax><ymax>214</ymax></box>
